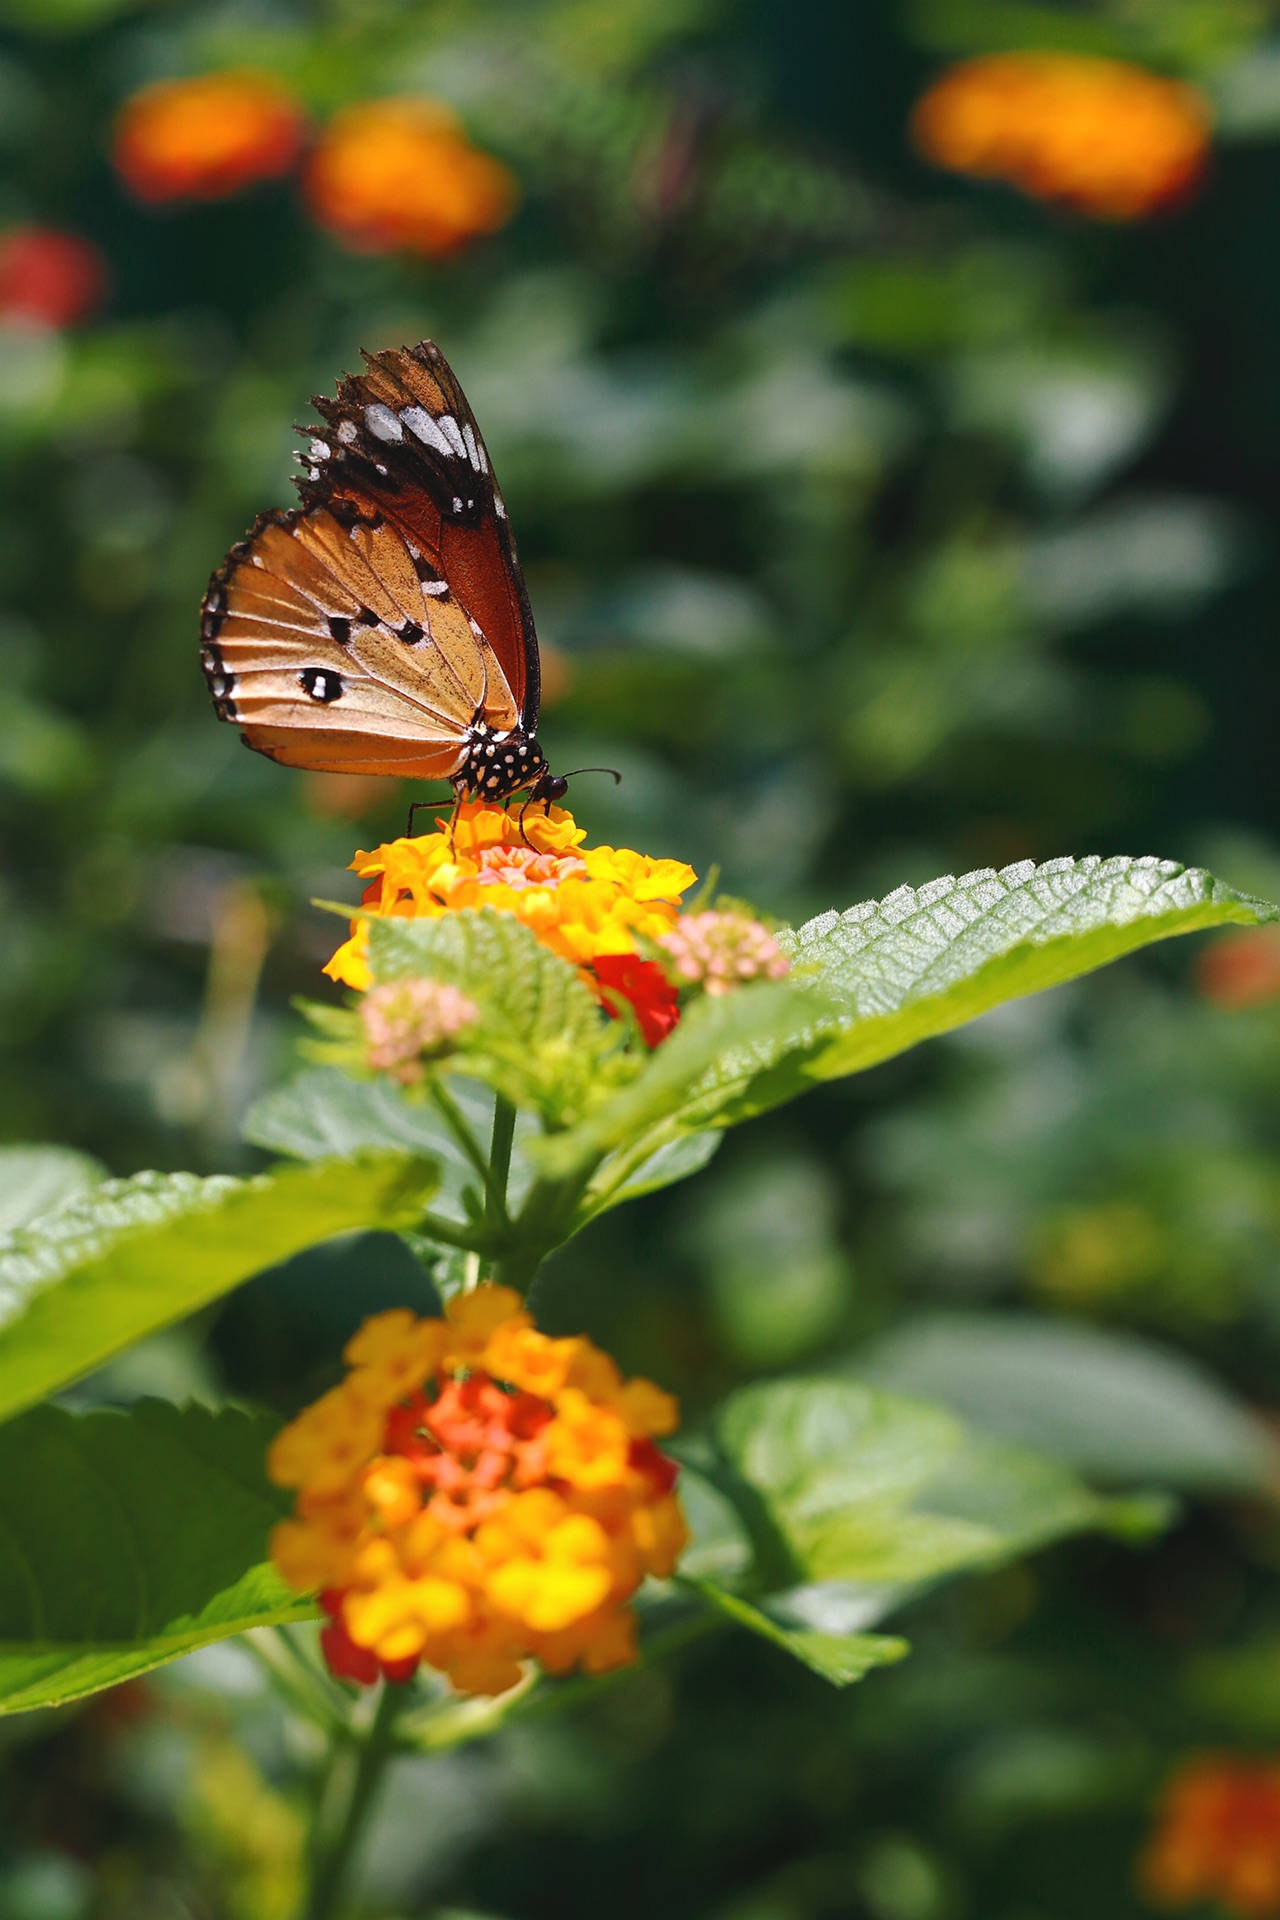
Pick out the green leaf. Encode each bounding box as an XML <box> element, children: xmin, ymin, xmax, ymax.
<box><xmin>785</xmin><ymin>855</ymin><xmax>1275</xmax><ymax>1085</ymax></box>
<box><xmin>0</xmin><ymin>1145</ymin><xmax>104</xmax><ymax>1231</ymax></box>
<box><xmin>0</xmin><ymin>1154</ymin><xmax>437</xmax><ymax>1424</ymax></box>
<box><xmin>369</xmin><ymin>909</ymin><xmax>622</xmax><ymax>1124</ymax></box>
<box><xmin>533</xmin><ymin>981</ymin><xmax>831</xmax><ymax>1181</ymax></box>
<box><xmin>0</xmin><ymin>1399</ymin><xmax>313</xmax><ymax>1715</ymax></box>
<box><xmin>538</xmin><ymin>858</ymin><xmax>1268</xmax><ymax>1190</ymax></box>
<box><xmin>853</xmin><ymin>1312</ymin><xmax>1280</xmax><ymax>1494</ymax></box>
<box><xmin>716</xmin><ymin>1376</ymin><xmax>1132</xmax><ymax>1623</ymax></box>
<box><xmin>690</xmin><ymin>1578</ymin><xmax>907</xmax><ymax>1687</ymax></box>
<box><xmin>244</xmin><ymin>1066</ymin><xmax>537</xmax><ymax>1223</ymax></box>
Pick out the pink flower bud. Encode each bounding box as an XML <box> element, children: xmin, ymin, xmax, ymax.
<box><xmin>658</xmin><ymin>911</ymin><xmax>790</xmax><ymax>997</ymax></box>
<box><xmin>360</xmin><ymin>977</ymin><xmax>477</xmax><ymax>1083</ymax></box>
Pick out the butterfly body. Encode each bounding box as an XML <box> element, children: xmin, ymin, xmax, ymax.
<box><xmin>200</xmin><ymin>340</ymin><xmax>565</xmax><ymax>805</ymax></box>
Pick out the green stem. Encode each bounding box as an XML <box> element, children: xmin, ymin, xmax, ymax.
<box><xmin>416</xmin><ymin>1209</ymin><xmax>486</xmax><ymax>1254</ymax></box>
<box><xmin>430</xmin><ymin>1082</ymin><xmax>509</xmax><ymax>1226</ymax></box>
<box><xmin>487</xmin><ymin>1096</ymin><xmax>516</xmax><ymax>1225</ymax></box>
<box><xmin>302</xmin><ymin>1679</ymin><xmax>409</xmax><ymax>1920</ymax></box>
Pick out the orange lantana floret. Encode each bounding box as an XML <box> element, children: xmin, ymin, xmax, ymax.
<box><xmin>268</xmin><ymin>1286</ymin><xmax>688</xmax><ymax>1695</ymax></box>
<box><xmin>911</xmin><ymin>54</ymin><xmax>1211</xmax><ymax>221</ymax></box>
<box><xmin>323</xmin><ymin>799</ymin><xmax>696</xmax><ymax>1006</ymax></box>
<box><xmin>114</xmin><ymin>71</ymin><xmax>306</xmax><ymax>204</ymax></box>
<box><xmin>306</xmin><ymin>98</ymin><xmax>517</xmax><ymax>258</ymax></box>
<box><xmin>1143</xmin><ymin>1756</ymin><xmax>1280</xmax><ymax>1917</ymax></box>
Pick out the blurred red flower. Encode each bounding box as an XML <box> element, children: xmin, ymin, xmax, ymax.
<box><xmin>1143</xmin><ymin>1756</ymin><xmax>1280</xmax><ymax>1917</ymax></box>
<box><xmin>114</xmin><ymin>70</ymin><xmax>306</xmax><ymax>204</ymax></box>
<box><xmin>305</xmin><ymin>97</ymin><xmax>517</xmax><ymax>257</ymax></box>
<box><xmin>1196</xmin><ymin>927</ymin><xmax>1280</xmax><ymax>1010</ymax></box>
<box><xmin>0</xmin><ymin>227</ymin><xmax>106</xmax><ymax>328</ymax></box>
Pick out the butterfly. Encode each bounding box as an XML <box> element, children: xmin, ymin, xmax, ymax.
<box><xmin>199</xmin><ymin>340</ymin><xmax>567</xmax><ymax>809</ymax></box>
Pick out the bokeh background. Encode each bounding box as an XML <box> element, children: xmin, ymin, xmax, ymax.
<box><xmin>7</xmin><ymin>2</ymin><xmax>1280</xmax><ymax>1917</ymax></box>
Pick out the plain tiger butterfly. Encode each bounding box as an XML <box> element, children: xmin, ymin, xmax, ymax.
<box><xmin>199</xmin><ymin>340</ymin><xmax>568</xmax><ymax>809</ymax></box>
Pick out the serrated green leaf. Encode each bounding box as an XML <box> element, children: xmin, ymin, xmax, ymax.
<box><xmin>370</xmin><ymin>909</ymin><xmax>603</xmax><ymax>1052</ymax></box>
<box><xmin>690</xmin><ymin>1578</ymin><xmax>907</xmax><ymax>1687</ymax></box>
<box><xmin>786</xmin><ymin>855</ymin><xmax>1275</xmax><ymax>1083</ymax></box>
<box><xmin>0</xmin><ymin>1155</ymin><xmax>437</xmax><ymax>1424</ymax></box>
<box><xmin>716</xmin><ymin>1377</ymin><xmax>1130</xmax><ymax>1623</ymax></box>
<box><xmin>0</xmin><ymin>1399</ymin><xmax>314</xmax><ymax>1715</ymax></box>
<box><xmin>536</xmin><ymin>856</ymin><xmax>1275</xmax><ymax>1185</ymax></box>
<box><xmin>369</xmin><ymin>909</ymin><xmax>624</xmax><ymax>1124</ymax></box>
<box><xmin>0</xmin><ymin>1145</ymin><xmax>104</xmax><ymax>1231</ymax></box>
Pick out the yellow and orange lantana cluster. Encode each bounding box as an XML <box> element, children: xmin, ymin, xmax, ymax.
<box><xmin>113</xmin><ymin>71</ymin><xmax>307</xmax><ymax>204</ymax></box>
<box><xmin>325</xmin><ymin>799</ymin><xmax>695</xmax><ymax>1019</ymax></box>
<box><xmin>1143</xmin><ymin>1756</ymin><xmax>1280</xmax><ymax>1917</ymax></box>
<box><xmin>269</xmin><ymin>1287</ymin><xmax>688</xmax><ymax>1695</ymax></box>
<box><xmin>911</xmin><ymin>53</ymin><xmax>1212</xmax><ymax>221</ymax></box>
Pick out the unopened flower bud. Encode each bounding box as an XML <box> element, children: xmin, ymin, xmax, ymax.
<box><xmin>659</xmin><ymin>911</ymin><xmax>790</xmax><ymax>997</ymax></box>
<box><xmin>360</xmin><ymin>976</ymin><xmax>476</xmax><ymax>1082</ymax></box>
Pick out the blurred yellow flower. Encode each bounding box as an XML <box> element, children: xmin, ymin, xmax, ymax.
<box><xmin>305</xmin><ymin>97</ymin><xmax>518</xmax><ymax>257</ymax></box>
<box><xmin>114</xmin><ymin>71</ymin><xmax>306</xmax><ymax>204</ymax></box>
<box><xmin>268</xmin><ymin>1286</ymin><xmax>688</xmax><ymax>1695</ymax></box>
<box><xmin>911</xmin><ymin>54</ymin><xmax>1211</xmax><ymax>220</ymax></box>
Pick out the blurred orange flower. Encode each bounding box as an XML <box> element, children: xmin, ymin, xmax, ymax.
<box><xmin>114</xmin><ymin>70</ymin><xmax>306</xmax><ymax>204</ymax></box>
<box><xmin>911</xmin><ymin>53</ymin><xmax>1211</xmax><ymax>220</ymax></box>
<box><xmin>0</xmin><ymin>228</ymin><xmax>106</xmax><ymax>329</ymax></box>
<box><xmin>1197</xmin><ymin>926</ymin><xmax>1280</xmax><ymax>1010</ymax></box>
<box><xmin>1142</xmin><ymin>1756</ymin><xmax>1280</xmax><ymax>1917</ymax></box>
<box><xmin>305</xmin><ymin>97</ymin><xmax>518</xmax><ymax>257</ymax></box>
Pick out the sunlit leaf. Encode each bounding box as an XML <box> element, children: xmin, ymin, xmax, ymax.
<box><xmin>0</xmin><ymin>1155</ymin><xmax>436</xmax><ymax>1424</ymax></box>
<box><xmin>690</xmin><ymin>1578</ymin><xmax>908</xmax><ymax>1687</ymax></box>
<box><xmin>0</xmin><ymin>1145</ymin><xmax>103</xmax><ymax>1232</ymax></box>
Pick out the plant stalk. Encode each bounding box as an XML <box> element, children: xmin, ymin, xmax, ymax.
<box><xmin>302</xmin><ymin>1679</ymin><xmax>409</xmax><ymax>1920</ymax></box>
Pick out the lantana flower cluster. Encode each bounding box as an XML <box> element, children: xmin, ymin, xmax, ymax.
<box><xmin>911</xmin><ymin>53</ymin><xmax>1211</xmax><ymax>221</ymax></box>
<box><xmin>1143</xmin><ymin>1756</ymin><xmax>1280</xmax><ymax>1917</ymax></box>
<box><xmin>324</xmin><ymin>799</ymin><xmax>788</xmax><ymax>1052</ymax></box>
<box><xmin>268</xmin><ymin>1287</ymin><xmax>688</xmax><ymax>1696</ymax></box>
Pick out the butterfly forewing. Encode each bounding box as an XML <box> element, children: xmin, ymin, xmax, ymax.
<box><xmin>302</xmin><ymin>342</ymin><xmax>539</xmax><ymax>727</ymax></box>
<box><xmin>200</xmin><ymin>340</ymin><xmax>539</xmax><ymax>787</ymax></box>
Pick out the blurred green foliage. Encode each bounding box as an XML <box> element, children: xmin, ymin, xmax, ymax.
<box><xmin>6</xmin><ymin>0</ymin><xmax>1280</xmax><ymax>1916</ymax></box>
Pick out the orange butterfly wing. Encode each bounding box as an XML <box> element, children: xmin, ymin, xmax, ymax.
<box><xmin>199</xmin><ymin>340</ymin><xmax>540</xmax><ymax>784</ymax></box>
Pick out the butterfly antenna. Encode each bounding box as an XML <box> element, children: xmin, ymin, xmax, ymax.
<box><xmin>562</xmin><ymin>766</ymin><xmax>623</xmax><ymax>785</ymax></box>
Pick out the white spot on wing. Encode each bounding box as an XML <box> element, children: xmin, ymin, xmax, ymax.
<box><xmin>401</xmin><ymin>407</ymin><xmax>452</xmax><ymax>457</ymax></box>
<box><xmin>462</xmin><ymin>423</ymin><xmax>481</xmax><ymax>470</ymax></box>
<box><xmin>309</xmin><ymin>438</ymin><xmax>330</xmax><ymax>460</ymax></box>
<box><xmin>365</xmin><ymin>403</ymin><xmax>404</xmax><ymax>443</ymax></box>
<box><xmin>494</xmin><ymin>493</ymin><xmax>507</xmax><ymax>519</ymax></box>
<box><xmin>336</xmin><ymin>419</ymin><xmax>357</xmax><ymax>444</ymax></box>
<box><xmin>438</xmin><ymin>414</ymin><xmax>467</xmax><ymax>457</ymax></box>
<box><xmin>422</xmin><ymin>580</ymin><xmax>449</xmax><ymax>596</ymax></box>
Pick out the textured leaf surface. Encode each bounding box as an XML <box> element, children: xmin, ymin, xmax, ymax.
<box><xmin>370</xmin><ymin>909</ymin><xmax>603</xmax><ymax>1052</ymax></box>
<box><xmin>692</xmin><ymin>1579</ymin><xmax>907</xmax><ymax>1687</ymax></box>
<box><xmin>0</xmin><ymin>1145</ymin><xmax>104</xmax><ymax>1231</ymax></box>
<box><xmin>854</xmin><ymin>1312</ymin><xmax>1280</xmax><ymax>1493</ymax></box>
<box><xmin>0</xmin><ymin>1155</ymin><xmax>436</xmax><ymax>1423</ymax></box>
<box><xmin>0</xmin><ymin>1400</ymin><xmax>312</xmax><ymax>1715</ymax></box>
<box><xmin>785</xmin><ymin>855</ymin><xmax>1275</xmax><ymax>1082</ymax></box>
<box><xmin>539</xmin><ymin>858</ymin><xmax>1269</xmax><ymax>1184</ymax></box>
<box><xmin>717</xmin><ymin>1376</ymin><xmax>1128</xmax><ymax>1619</ymax></box>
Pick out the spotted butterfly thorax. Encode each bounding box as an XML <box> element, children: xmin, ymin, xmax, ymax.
<box><xmin>199</xmin><ymin>341</ymin><xmax>567</xmax><ymax>807</ymax></box>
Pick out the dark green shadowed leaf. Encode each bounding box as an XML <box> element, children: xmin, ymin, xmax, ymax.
<box><xmin>0</xmin><ymin>1399</ymin><xmax>313</xmax><ymax>1716</ymax></box>
<box><xmin>0</xmin><ymin>1155</ymin><xmax>437</xmax><ymax>1425</ymax></box>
